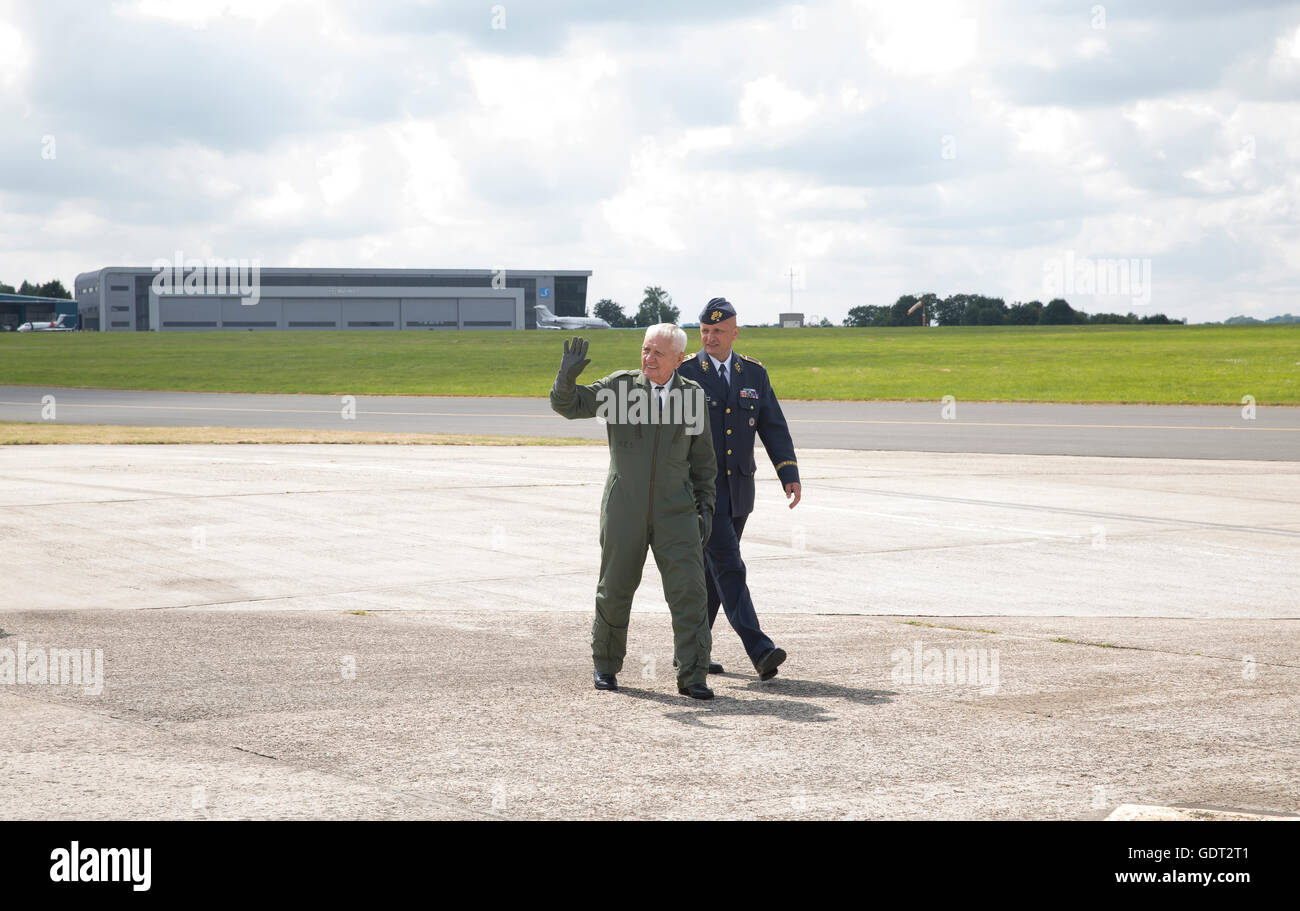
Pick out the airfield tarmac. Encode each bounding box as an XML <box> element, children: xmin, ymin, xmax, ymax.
<box><xmin>1</xmin><ymin>386</ymin><xmax>1298</xmax><ymax>459</ymax></box>
<box><xmin>1</xmin><ymin>444</ymin><xmax>1296</xmax><ymax>819</ymax></box>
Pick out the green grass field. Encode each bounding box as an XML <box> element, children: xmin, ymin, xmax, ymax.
<box><xmin>1</xmin><ymin>324</ymin><xmax>1297</xmax><ymax>404</ymax></box>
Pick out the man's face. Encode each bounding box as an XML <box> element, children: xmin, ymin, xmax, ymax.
<box><xmin>641</xmin><ymin>334</ymin><xmax>681</xmax><ymax>385</ymax></box>
<box><xmin>700</xmin><ymin>317</ymin><xmax>739</xmax><ymax>360</ymax></box>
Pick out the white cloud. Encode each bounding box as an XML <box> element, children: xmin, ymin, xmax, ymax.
<box><xmin>738</xmin><ymin>75</ymin><xmax>819</xmax><ymax>131</ymax></box>
<box><xmin>243</xmin><ymin>180</ymin><xmax>307</xmax><ymax>222</ymax></box>
<box><xmin>672</xmin><ymin>127</ymin><xmax>734</xmax><ymax>155</ymax></box>
<box><xmin>1006</xmin><ymin>107</ymin><xmax>1078</xmax><ymax>158</ymax></box>
<box><xmin>316</xmin><ymin>137</ymin><xmax>365</xmax><ymax>207</ymax></box>
<box><xmin>0</xmin><ymin>14</ymin><xmax>29</xmax><ymax>89</ymax></box>
<box><xmin>862</xmin><ymin>1</ymin><xmax>977</xmax><ymax>79</ymax></box>
<box><xmin>388</xmin><ymin>120</ymin><xmax>465</xmax><ymax>226</ymax></box>
<box><xmin>1</xmin><ymin>0</ymin><xmax>1298</xmax><ymax>324</ymax></box>
<box><xmin>461</xmin><ymin>41</ymin><xmax>618</xmax><ymax>142</ymax></box>
<box><xmin>1077</xmin><ymin>36</ymin><xmax>1109</xmax><ymax>61</ymax></box>
<box><xmin>113</xmin><ymin>0</ymin><xmax>291</xmax><ymax>27</ymax></box>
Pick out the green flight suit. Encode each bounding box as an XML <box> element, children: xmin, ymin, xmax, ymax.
<box><xmin>550</xmin><ymin>369</ymin><xmax>716</xmax><ymax>688</ymax></box>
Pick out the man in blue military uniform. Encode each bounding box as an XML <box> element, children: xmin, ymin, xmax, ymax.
<box><xmin>676</xmin><ymin>298</ymin><xmax>801</xmax><ymax>680</ymax></box>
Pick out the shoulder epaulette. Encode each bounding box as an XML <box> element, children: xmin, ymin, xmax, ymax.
<box><xmin>738</xmin><ymin>353</ymin><xmax>764</xmax><ymax>367</ymax></box>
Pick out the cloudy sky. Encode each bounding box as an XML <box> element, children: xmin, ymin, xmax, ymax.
<box><xmin>2</xmin><ymin>0</ymin><xmax>1298</xmax><ymax>323</ymax></box>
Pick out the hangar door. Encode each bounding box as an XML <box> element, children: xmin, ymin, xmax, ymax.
<box><xmin>459</xmin><ymin>297</ymin><xmax>515</xmax><ymax>329</ymax></box>
<box><xmin>401</xmin><ymin>298</ymin><xmax>458</xmax><ymax>329</ymax></box>
<box><xmin>159</xmin><ymin>296</ymin><xmax>220</xmax><ymax>329</ymax></box>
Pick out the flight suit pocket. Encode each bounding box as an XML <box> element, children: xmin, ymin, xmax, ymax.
<box><xmin>602</xmin><ymin>473</ymin><xmax>622</xmax><ymax>512</ymax></box>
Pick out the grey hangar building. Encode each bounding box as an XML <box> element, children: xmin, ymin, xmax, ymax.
<box><xmin>72</xmin><ymin>267</ymin><xmax>591</xmax><ymax>332</ymax></box>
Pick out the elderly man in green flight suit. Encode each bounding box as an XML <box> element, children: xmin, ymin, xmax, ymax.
<box><xmin>549</xmin><ymin>324</ymin><xmax>718</xmax><ymax>700</ymax></box>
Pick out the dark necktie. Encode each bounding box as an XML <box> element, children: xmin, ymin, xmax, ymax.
<box><xmin>654</xmin><ymin>384</ymin><xmax>665</xmax><ymax>411</ymax></box>
<box><xmin>718</xmin><ymin>361</ymin><xmax>729</xmax><ymax>395</ymax></box>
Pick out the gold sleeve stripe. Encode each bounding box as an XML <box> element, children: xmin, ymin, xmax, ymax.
<box><xmin>775</xmin><ymin>460</ymin><xmax>797</xmax><ymax>470</ymax></box>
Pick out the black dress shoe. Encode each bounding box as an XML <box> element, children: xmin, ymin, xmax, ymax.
<box><xmin>755</xmin><ymin>647</ymin><xmax>786</xmax><ymax>681</ymax></box>
<box><xmin>593</xmin><ymin>671</ymin><xmax>617</xmax><ymax>691</ymax></box>
<box><xmin>677</xmin><ymin>683</ymin><xmax>714</xmax><ymax>700</ymax></box>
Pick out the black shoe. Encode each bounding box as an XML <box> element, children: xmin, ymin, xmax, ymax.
<box><xmin>593</xmin><ymin>671</ymin><xmax>617</xmax><ymax>691</ymax></box>
<box><xmin>755</xmin><ymin>647</ymin><xmax>786</xmax><ymax>680</ymax></box>
<box><xmin>677</xmin><ymin>683</ymin><xmax>714</xmax><ymax>700</ymax></box>
<box><xmin>673</xmin><ymin>659</ymin><xmax>725</xmax><ymax>674</ymax></box>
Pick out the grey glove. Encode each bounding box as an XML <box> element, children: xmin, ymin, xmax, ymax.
<box><xmin>698</xmin><ymin>505</ymin><xmax>712</xmax><ymax>546</ymax></box>
<box><xmin>555</xmin><ymin>336</ymin><xmax>590</xmax><ymax>392</ymax></box>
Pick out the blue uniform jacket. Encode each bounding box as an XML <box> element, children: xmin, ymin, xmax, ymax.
<box><xmin>676</xmin><ymin>350</ymin><xmax>799</xmax><ymax>517</ymax></box>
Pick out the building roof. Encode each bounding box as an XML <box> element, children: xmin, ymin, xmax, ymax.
<box><xmin>0</xmin><ymin>293</ymin><xmax>75</xmax><ymax>304</ymax></box>
<box><xmin>75</xmin><ymin>266</ymin><xmax>591</xmax><ymax>280</ymax></box>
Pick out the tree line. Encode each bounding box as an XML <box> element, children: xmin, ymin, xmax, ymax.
<box><xmin>588</xmin><ymin>289</ymin><xmax>1183</xmax><ymax>328</ymax></box>
<box><xmin>845</xmin><ymin>294</ymin><xmax>1182</xmax><ymax>327</ymax></box>
<box><xmin>1219</xmin><ymin>314</ymin><xmax>1300</xmax><ymax>325</ymax></box>
<box><xmin>592</xmin><ymin>286</ymin><xmax>680</xmax><ymax>327</ymax></box>
<box><xmin>0</xmin><ymin>279</ymin><xmax>72</xmax><ymax>299</ymax></box>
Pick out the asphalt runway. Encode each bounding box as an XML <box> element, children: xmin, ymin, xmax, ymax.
<box><xmin>6</xmin><ymin>445</ymin><xmax>1296</xmax><ymax>617</ymax></box>
<box><xmin>1</xmin><ymin>385</ymin><xmax>1297</xmax><ymax>459</ymax></box>
<box><xmin>2</xmin><ymin>445</ymin><xmax>1297</xmax><ymax>819</ymax></box>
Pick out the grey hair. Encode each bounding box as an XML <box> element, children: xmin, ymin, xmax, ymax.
<box><xmin>643</xmin><ymin>323</ymin><xmax>687</xmax><ymax>355</ymax></box>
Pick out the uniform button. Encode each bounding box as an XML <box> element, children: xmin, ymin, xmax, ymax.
<box><xmin>727</xmin><ymin>469</ymin><xmax>732</xmax><ymax>475</ymax></box>
<box><xmin>726</xmin><ymin>429</ymin><xmax>732</xmax><ymax>435</ymax></box>
<box><xmin>726</xmin><ymin>449</ymin><xmax>731</xmax><ymax>455</ymax></box>
<box><xmin>725</xmin><ymin>408</ymin><xmax>731</xmax><ymax>414</ymax></box>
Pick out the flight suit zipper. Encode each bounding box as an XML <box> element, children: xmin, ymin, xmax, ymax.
<box><xmin>647</xmin><ymin>421</ymin><xmax>662</xmax><ymax>530</ymax></box>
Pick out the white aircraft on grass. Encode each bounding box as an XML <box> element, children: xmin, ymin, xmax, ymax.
<box><xmin>16</xmin><ymin>314</ymin><xmax>75</xmax><ymax>332</ymax></box>
<box><xmin>534</xmin><ymin>304</ymin><xmax>611</xmax><ymax>330</ymax></box>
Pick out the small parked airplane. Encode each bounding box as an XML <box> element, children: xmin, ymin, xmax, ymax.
<box><xmin>16</xmin><ymin>314</ymin><xmax>75</xmax><ymax>332</ymax></box>
<box><xmin>534</xmin><ymin>304</ymin><xmax>611</xmax><ymax>330</ymax></box>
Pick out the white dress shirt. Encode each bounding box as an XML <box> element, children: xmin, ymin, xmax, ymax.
<box><xmin>709</xmin><ymin>352</ymin><xmax>733</xmax><ymax>388</ymax></box>
<box><xmin>651</xmin><ymin>373</ymin><xmax>674</xmax><ymax>410</ymax></box>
